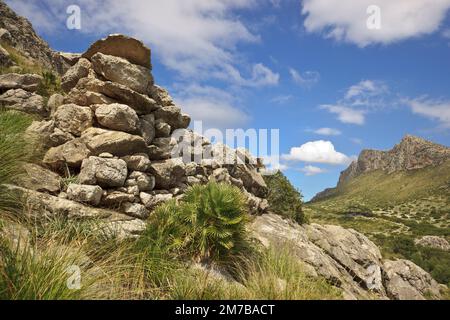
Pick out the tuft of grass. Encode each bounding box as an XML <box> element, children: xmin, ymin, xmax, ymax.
<box><xmin>0</xmin><ymin>110</ymin><xmax>33</xmax><ymax>213</ymax></box>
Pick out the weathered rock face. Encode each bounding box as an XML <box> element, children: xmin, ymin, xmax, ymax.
<box><xmin>8</xmin><ymin>33</ymin><xmax>268</xmax><ymax>236</ymax></box>
<box><xmin>249</xmin><ymin>214</ymin><xmax>445</xmax><ymax>300</ymax></box>
<box><xmin>383</xmin><ymin>259</ymin><xmax>443</xmax><ymax>300</ymax></box>
<box><xmin>0</xmin><ymin>88</ymin><xmax>46</xmax><ymax>116</ymax></box>
<box><xmin>0</xmin><ymin>73</ymin><xmax>43</xmax><ymax>92</ymax></box>
<box><xmin>414</xmin><ymin>236</ymin><xmax>450</xmax><ymax>251</ymax></box>
<box><xmin>312</xmin><ymin>135</ymin><xmax>450</xmax><ymax>201</ymax></box>
<box><xmin>18</xmin><ymin>163</ymin><xmax>61</xmax><ymax>194</ymax></box>
<box><xmin>91</xmin><ymin>52</ymin><xmax>153</xmax><ymax>94</ymax></box>
<box><xmin>339</xmin><ymin>136</ymin><xmax>450</xmax><ymax>186</ymax></box>
<box><xmin>82</xmin><ymin>34</ymin><xmax>152</xmax><ymax>69</ymax></box>
<box><xmin>0</xmin><ymin>1</ymin><xmax>70</xmax><ymax>74</ymax></box>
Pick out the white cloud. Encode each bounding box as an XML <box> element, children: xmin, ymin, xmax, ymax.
<box><xmin>407</xmin><ymin>98</ymin><xmax>450</xmax><ymax>128</ymax></box>
<box><xmin>282</xmin><ymin>140</ymin><xmax>351</xmax><ymax>165</ymax></box>
<box><xmin>350</xmin><ymin>137</ymin><xmax>363</xmax><ymax>145</ymax></box>
<box><xmin>174</xmin><ymin>84</ymin><xmax>250</xmax><ymax>129</ymax></box>
<box><xmin>7</xmin><ymin>0</ymin><xmax>280</xmax><ymax>87</ymax></box>
<box><xmin>312</xmin><ymin>127</ymin><xmax>342</xmax><ymax>136</ymax></box>
<box><xmin>320</xmin><ymin>105</ymin><xmax>366</xmax><ymax>125</ymax></box>
<box><xmin>301</xmin><ymin>0</ymin><xmax>450</xmax><ymax>46</ymax></box>
<box><xmin>299</xmin><ymin>165</ymin><xmax>327</xmax><ymax>176</ymax></box>
<box><xmin>289</xmin><ymin>67</ymin><xmax>320</xmax><ymax>87</ymax></box>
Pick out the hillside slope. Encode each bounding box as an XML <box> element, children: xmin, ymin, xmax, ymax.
<box><xmin>307</xmin><ymin>136</ymin><xmax>450</xmax><ymax>286</ymax></box>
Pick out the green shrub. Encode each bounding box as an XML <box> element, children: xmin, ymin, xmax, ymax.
<box><xmin>264</xmin><ymin>171</ymin><xmax>308</xmax><ymax>224</ymax></box>
<box><xmin>139</xmin><ymin>182</ymin><xmax>250</xmax><ymax>263</ymax></box>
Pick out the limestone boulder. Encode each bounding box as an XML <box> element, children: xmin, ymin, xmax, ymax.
<box><xmin>139</xmin><ymin>114</ymin><xmax>156</xmax><ymax>145</ymax></box>
<box><xmin>91</xmin><ymin>52</ymin><xmax>153</xmax><ymax>94</ymax></box>
<box><xmin>414</xmin><ymin>236</ymin><xmax>450</xmax><ymax>251</ymax></box>
<box><xmin>383</xmin><ymin>259</ymin><xmax>443</xmax><ymax>300</ymax></box>
<box><xmin>154</xmin><ymin>105</ymin><xmax>188</xmax><ymax>130</ymax></box>
<box><xmin>67</xmin><ymin>184</ymin><xmax>103</xmax><ymax>206</ymax></box>
<box><xmin>0</xmin><ymin>89</ymin><xmax>46</xmax><ymax>116</ymax></box>
<box><xmin>54</xmin><ymin>104</ymin><xmax>93</xmax><ymax>136</ymax></box>
<box><xmin>149</xmin><ymin>85</ymin><xmax>173</xmax><ymax>106</ymax></box>
<box><xmin>155</xmin><ymin>120</ymin><xmax>171</xmax><ymax>137</ymax></box>
<box><xmin>61</xmin><ymin>58</ymin><xmax>92</xmax><ymax>92</ymax></box>
<box><xmin>81</xmin><ymin>127</ymin><xmax>148</xmax><ymax>157</ymax></box>
<box><xmin>149</xmin><ymin>158</ymin><xmax>186</xmax><ymax>189</ymax></box>
<box><xmin>102</xmin><ymin>191</ymin><xmax>136</xmax><ymax>207</ymax></box>
<box><xmin>74</xmin><ymin>77</ymin><xmax>158</xmax><ymax>115</ymax></box>
<box><xmin>65</xmin><ymin>88</ymin><xmax>117</xmax><ymax>106</ymax></box>
<box><xmin>18</xmin><ymin>163</ymin><xmax>61</xmax><ymax>194</ymax></box>
<box><xmin>121</xmin><ymin>154</ymin><xmax>151</xmax><ymax>172</ymax></box>
<box><xmin>47</xmin><ymin>93</ymin><xmax>64</xmax><ymax>116</ymax></box>
<box><xmin>79</xmin><ymin>156</ymin><xmax>128</xmax><ymax>188</ymax></box>
<box><xmin>229</xmin><ymin>164</ymin><xmax>268</xmax><ymax>198</ymax></box>
<box><xmin>127</xmin><ymin>171</ymin><xmax>155</xmax><ymax>192</ymax></box>
<box><xmin>148</xmin><ymin>137</ymin><xmax>178</xmax><ymax>160</ymax></box>
<box><xmin>83</xmin><ymin>34</ymin><xmax>151</xmax><ymax>69</ymax></box>
<box><xmin>140</xmin><ymin>192</ymin><xmax>173</xmax><ymax>210</ymax></box>
<box><xmin>43</xmin><ymin>138</ymin><xmax>91</xmax><ymax>169</ymax></box>
<box><xmin>94</xmin><ymin>103</ymin><xmax>139</xmax><ymax>133</ymax></box>
<box><xmin>0</xmin><ymin>73</ymin><xmax>43</xmax><ymax>92</ymax></box>
<box><xmin>121</xmin><ymin>202</ymin><xmax>150</xmax><ymax>219</ymax></box>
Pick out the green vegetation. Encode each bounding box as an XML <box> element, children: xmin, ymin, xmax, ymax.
<box><xmin>1</xmin><ymin>42</ymin><xmax>62</xmax><ymax>98</ymax></box>
<box><xmin>138</xmin><ymin>182</ymin><xmax>251</xmax><ymax>264</ymax></box>
<box><xmin>306</xmin><ymin>165</ymin><xmax>450</xmax><ymax>287</ymax></box>
<box><xmin>0</xmin><ymin>110</ymin><xmax>33</xmax><ymax>212</ymax></box>
<box><xmin>264</xmin><ymin>171</ymin><xmax>308</xmax><ymax>224</ymax></box>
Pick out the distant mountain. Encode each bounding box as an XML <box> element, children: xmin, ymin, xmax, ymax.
<box><xmin>312</xmin><ymin>135</ymin><xmax>450</xmax><ymax>202</ymax></box>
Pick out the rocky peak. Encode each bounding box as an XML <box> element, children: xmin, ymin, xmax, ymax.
<box><xmin>338</xmin><ymin>135</ymin><xmax>450</xmax><ymax>186</ymax></box>
<box><xmin>0</xmin><ymin>0</ymin><xmax>70</xmax><ymax>74</ymax></box>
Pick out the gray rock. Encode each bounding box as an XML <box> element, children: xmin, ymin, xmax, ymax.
<box><xmin>0</xmin><ymin>89</ymin><xmax>46</xmax><ymax>116</ymax></box>
<box><xmin>0</xmin><ymin>73</ymin><xmax>43</xmax><ymax>92</ymax></box>
<box><xmin>61</xmin><ymin>58</ymin><xmax>92</xmax><ymax>92</ymax></box>
<box><xmin>54</xmin><ymin>104</ymin><xmax>93</xmax><ymax>136</ymax></box>
<box><xmin>149</xmin><ymin>85</ymin><xmax>173</xmax><ymax>106</ymax></box>
<box><xmin>47</xmin><ymin>93</ymin><xmax>64</xmax><ymax>116</ymax></box>
<box><xmin>19</xmin><ymin>163</ymin><xmax>61</xmax><ymax>194</ymax></box>
<box><xmin>43</xmin><ymin>138</ymin><xmax>91</xmax><ymax>169</ymax></box>
<box><xmin>73</xmin><ymin>77</ymin><xmax>158</xmax><ymax>115</ymax></box>
<box><xmin>155</xmin><ymin>119</ymin><xmax>171</xmax><ymax>137</ymax></box>
<box><xmin>414</xmin><ymin>236</ymin><xmax>450</xmax><ymax>251</ymax></box>
<box><xmin>154</xmin><ymin>105</ymin><xmax>188</xmax><ymax>130</ymax></box>
<box><xmin>81</xmin><ymin>127</ymin><xmax>148</xmax><ymax>157</ymax></box>
<box><xmin>67</xmin><ymin>184</ymin><xmax>103</xmax><ymax>206</ymax></box>
<box><xmin>102</xmin><ymin>191</ymin><xmax>135</xmax><ymax>207</ymax></box>
<box><xmin>128</xmin><ymin>171</ymin><xmax>155</xmax><ymax>192</ymax></box>
<box><xmin>79</xmin><ymin>156</ymin><xmax>128</xmax><ymax>188</ymax></box>
<box><xmin>91</xmin><ymin>52</ymin><xmax>153</xmax><ymax>94</ymax></box>
<box><xmin>383</xmin><ymin>259</ymin><xmax>443</xmax><ymax>300</ymax></box>
<box><xmin>148</xmin><ymin>137</ymin><xmax>178</xmax><ymax>160</ymax></box>
<box><xmin>140</xmin><ymin>192</ymin><xmax>173</xmax><ymax>210</ymax></box>
<box><xmin>139</xmin><ymin>115</ymin><xmax>156</xmax><ymax>145</ymax></box>
<box><xmin>83</xmin><ymin>34</ymin><xmax>151</xmax><ymax>69</ymax></box>
<box><xmin>95</xmin><ymin>103</ymin><xmax>139</xmax><ymax>133</ymax></box>
<box><xmin>121</xmin><ymin>154</ymin><xmax>151</xmax><ymax>171</ymax></box>
<box><xmin>121</xmin><ymin>202</ymin><xmax>150</xmax><ymax>219</ymax></box>
<box><xmin>149</xmin><ymin>158</ymin><xmax>186</xmax><ymax>189</ymax></box>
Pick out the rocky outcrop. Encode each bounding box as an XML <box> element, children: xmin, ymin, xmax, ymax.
<box><xmin>10</xmin><ymin>34</ymin><xmax>268</xmax><ymax>237</ymax></box>
<box><xmin>0</xmin><ymin>0</ymin><xmax>70</xmax><ymax>74</ymax></box>
<box><xmin>249</xmin><ymin>214</ymin><xmax>446</xmax><ymax>300</ymax></box>
<box><xmin>312</xmin><ymin>135</ymin><xmax>450</xmax><ymax>201</ymax></box>
<box><xmin>414</xmin><ymin>236</ymin><xmax>450</xmax><ymax>251</ymax></box>
<box><xmin>339</xmin><ymin>135</ymin><xmax>450</xmax><ymax>186</ymax></box>
<box><xmin>0</xmin><ymin>88</ymin><xmax>46</xmax><ymax>116</ymax></box>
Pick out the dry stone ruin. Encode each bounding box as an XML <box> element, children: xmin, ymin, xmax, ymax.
<box><xmin>19</xmin><ymin>34</ymin><xmax>269</xmax><ymax>235</ymax></box>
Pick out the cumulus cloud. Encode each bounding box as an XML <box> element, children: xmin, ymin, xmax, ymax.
<box><xmin>174</xmin><ymin>84</ymin><xmax>250</xmax><ymax>129</ymax></box>
<box><xmin>407</xmin><ymin>98</ymin><xmax>450</xmax><ymax>129</ymax></box>
<box><xmin>289</xmin><ymin>67</ymin><xmax>320</xmax><ymax>87</ymax></box>
<box><xmin>282</xmin><ymin>140</ymin><xmax>351</xmax><ymax>165</ymax></box>
<box><xmin>7</xmin><ymin>0</ymin><xmax>279</xmax><ymax>87</ymax></box>
<box><xmin>301</xmin><ymin>0</ymin><xmax>450</xmax><ymax>46</ymax></box>
<box><xmin>299</xmin><ymin>165</ymin><xmax>327</xmax><ymax>176</ymax></box>
<box><xmin>320</xmin><ymin>105</ymin><xmax>366</xmax><ymax>125</ymax></box>
<box><xmin>311</xmin><ymin>127</ymin><xmax>342</xmax><ymax>136</ymax></box>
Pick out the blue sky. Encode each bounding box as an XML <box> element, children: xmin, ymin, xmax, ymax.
<box><xmin>7</xmin><ymin>0</ymin><xmax>450</xmax><ymax>200</ymax></box>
